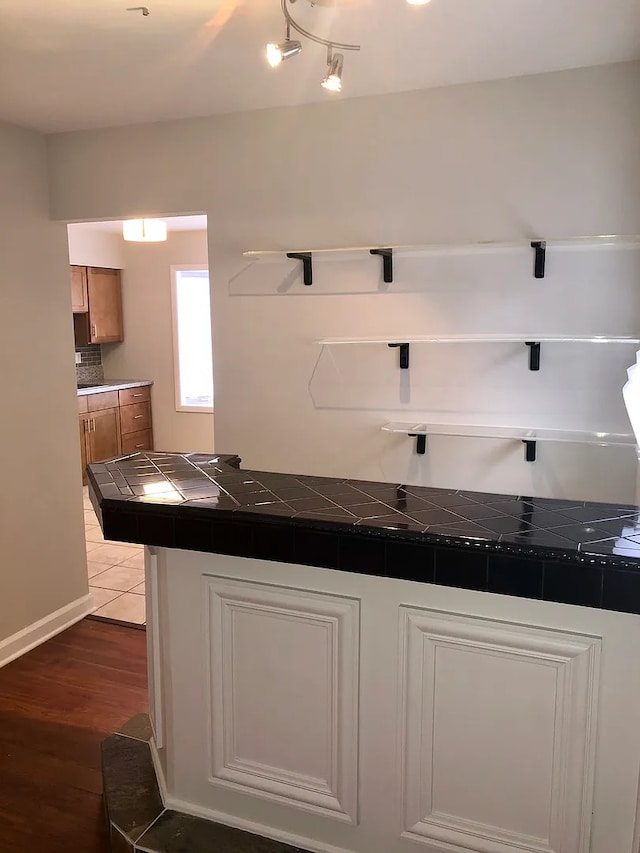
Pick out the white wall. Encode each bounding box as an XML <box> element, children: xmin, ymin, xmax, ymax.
<box><xmin>102</xmin><ymin>229</ymin><xmax>214</xmax><ymax>453</ymax></box>
<box><xmin>0</xmin><ymin>120</ymin><xmax>89</xmax><ymax>656</ymax></box>
<box><xmin>48</xmin><ymin>61</ymin><xmax>640</xmax><ymax>502</ymax></box>
<box><xmin>67</xmin><ymin>225</ymin><xmax>126</xmax><ymax>269</ymax></box>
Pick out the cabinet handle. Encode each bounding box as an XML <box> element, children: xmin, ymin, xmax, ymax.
<box><xmin>133</xmin><ymin>415</ymin><xmax>144</xmax><ymax>419</ymax></box>
<box><xmin>91</xmin><ymin>323</ymin><xmax>97</xmax><ymax>338</ymax></box>
<box><xmin>135</xmin><ymin>444</ymin><xmax>144</xmax><ymax>448</ymax></box>
<box><xmin>91</xmin><ymin>417</ymin><xmax>95</xmax><ymax>432</ymax></box>
<box><xmin>132</xmin><ymin>393</ymin><xmax>143</xmax><ymax>397</ymax></box>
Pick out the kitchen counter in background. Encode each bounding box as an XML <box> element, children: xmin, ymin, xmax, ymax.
<box><xmin>77</xmin><ymin>379</ymin><xmax>153</xmax><ymax>395</ymax></box>
<box><xmin>78</xmin><ymin>384</ymin><xmax>155</xmax><ymax>480</ymax></box>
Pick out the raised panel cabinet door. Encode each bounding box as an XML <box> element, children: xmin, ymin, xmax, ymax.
<box><xmin>399</xmin><ymin>607</ymin><xmax>600</xmax><ymax>853</ymax></box>
<box><xmin>204</xmin><ymin>576</ymin><xmax>360</xmax><ymax>824</ymax></box>
<box><xmin>87</xmin><ymin>408</ymin><xmax>120</xmax><ymax>464</ymax></box>
<box><xmin>87</xmin><ymin>267</ymin><xmax>123</xmax><ymax>343</ymax></box>
<box><xmin>79</xmin><ymin>415</ymin><xmax>89</xmax><ymax>485</ymax></box>
<box><xmin>71</xmin><ymin>266</ymin><xmax>88</xmax><ymax>312</ymax></box>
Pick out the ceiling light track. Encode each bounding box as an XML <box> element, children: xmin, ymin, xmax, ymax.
<box><xmin>280</xmin><ymin>0</ymin><xmax>360</xmax><ymax>53</ymax></box>
<box><xmin>266</xmin><ymin>0</ymin><xmax>359</xmax><ymax>92</ymax></box>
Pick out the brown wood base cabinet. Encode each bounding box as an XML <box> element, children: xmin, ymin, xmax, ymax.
<box><xmin>118</xmin><ymin>385</ymin><xmax>154</xmax><ymax>454</ymax></box>
<box><xmin>78</xmin><ymin>386</ymin><xmax>153</xmax><ymax>482</ymax></box>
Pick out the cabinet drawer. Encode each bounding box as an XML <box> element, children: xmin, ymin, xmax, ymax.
<box><xmin>118</xmin><ymin>385</ymin><xmax>151</xmax><ymax>407</ymax></box>
<box><xmin>87</xmin><ymin>390</ymin><xmax>119</xmax><ymax>412</ymax></box>
<box><xmin>120</xmin><ymin>401</ymin><xmax>152</xmax><ymax>435</ymax></box>
<box><xmin>121</xmin><ymin>430</ymin><xmax>153</xmax><ymax>455</ymax></box>
<box><xmin>78</xmin><ymin>394</ymin><xmax>89</xmax><ymax>414</ymax></box>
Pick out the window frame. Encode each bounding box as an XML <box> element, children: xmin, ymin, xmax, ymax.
<box><xmin>170</xmin><ymin>265</ymin><xmax>214</xmax><ymax>414</ymax></box>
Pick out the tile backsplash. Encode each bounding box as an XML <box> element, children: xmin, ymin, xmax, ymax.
<box><xmin>76</xmin><ymin>344</ymin><xmax>104</xmax><ymax>385</ymax></box>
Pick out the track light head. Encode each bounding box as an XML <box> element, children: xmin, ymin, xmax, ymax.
<box><xmin>321</xmin><ymin>52</ymin><xmax>343</xmax><ymax>92</ymax></box>
<box><xmin>266</xmin><ymin>38</ymin><xmax>302</xmax><ymax>67</ymax></box>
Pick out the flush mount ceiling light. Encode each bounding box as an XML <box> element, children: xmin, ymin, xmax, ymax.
<box><xmin>122</xmin><ymin>218</ymin><xmax>168</xmax><ymax>242</ymax></box>
<box><xmin>266</xmin><ymin>0</ymin><xmax>360</xmax><ymax>92</ymax></box>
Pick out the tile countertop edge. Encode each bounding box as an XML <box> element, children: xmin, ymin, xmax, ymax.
<box><xmin>77</xmin><ymin>380</ymin><xmax>154</xmax><ymax>395</ymax></box>
<box><xmin>86</xmin><ymin>452</ymin><xmax>640</xmax><ymax>615</ymax></box>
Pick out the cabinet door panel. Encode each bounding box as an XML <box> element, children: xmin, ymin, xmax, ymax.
<box><xmin>71</xmin><ymin>266</ymin><xmax>88</xmax><ymax>313</ymax></box>
<box><xmin>87</xmin><ymin>408</ymin><xmax>120</xmax><ymax>463</ymax></box>
<box><xmin>79</xmin><ymin>415</ymin><xmax>89</xmax><ymax>484</ymax></box>
<box><xmin>87</xmin><ymin>267</ymin><xmax>123</xmax><ymax>343</ymax></box>
<box><xmin>399</xmin><ymin>607</ymin><xmax>600</xmax><ymax>853</ymax></box>
<box><xmin>73</xmin><ymin>312</ymin><xmax>91</xmax><ymax>347</ymax></box>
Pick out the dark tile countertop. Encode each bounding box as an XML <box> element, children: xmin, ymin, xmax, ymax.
<box><xmin>88</xmin><ymin>451</ymin><xmax>640</xmax><ymax>615</ymax></box>
<box><xmin>77</xmin><ymin>380</ymin><xmax>153</xmax><ymax>395</ymax></box>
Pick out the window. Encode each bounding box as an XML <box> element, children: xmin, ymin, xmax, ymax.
<box><xmin>171</xmin><ymin>267</ymin><xmax>214</xmax><ymax>412</ymax></box>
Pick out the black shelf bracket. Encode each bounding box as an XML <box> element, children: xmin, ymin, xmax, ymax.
<box><xmin>388</xmin><ymin>342</ymin><xmax>410</xmax><ymax>369</ymax></box>
<box><xmin>525</xmin><ymin>341</ymin><xmax>541</xmax><ymax>371</ymax></box>
<box><xmin>370</xmin><ymin>248</ymin><xmax>394</xmax><ymax>283</ymax></box>
<box><xmin>531</xmin><ymin>240</ymin><xmax>546</xmax><ymax>278</ymax></box>
<box><xmin>522</xmin><ymin>440</ymin><xmax>537</xmax><ymax>462</ymax></box>
<box><xmin>409</xmin><ymin>433</ymin><xmax>427</xmax><ymax>455</ymax></box>
<box><xmin>286</xmin><ymin>252</ymin><xmax>313</xmax><ymax>286</ymax></box>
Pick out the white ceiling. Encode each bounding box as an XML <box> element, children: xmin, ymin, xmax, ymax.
<box><xmin>0</xmin><ymin>0</ymin><xmax>638</xmax><ymax>133</ymax></box>
<box><xmin>71</xmin><ymin>215</ymin><xmax>208</xmax><ymax>233</ymax></box>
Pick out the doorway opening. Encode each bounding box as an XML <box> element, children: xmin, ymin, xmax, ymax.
<box><xmin>67</xmin><ymin>213</ymin><xmax>212</xmax><ymax>627</ymax></box>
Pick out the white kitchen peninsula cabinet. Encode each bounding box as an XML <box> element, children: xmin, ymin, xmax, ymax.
<box><xmin>142</xmin><ymin>546</ymin><xmax>640</xmax><ymax>853</ymax></box>
<box><xmin>89</xmin><ymin>452</ymin><xmax>640</xmax><ymax>853</ymax></box>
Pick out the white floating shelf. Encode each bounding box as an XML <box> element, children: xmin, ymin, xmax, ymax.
<box><xmin>318</xmin><ymin>335</ymin><xmax>640</xmax><ymax>346</ymax></box>
<box><xmin>244</xmin><ymin>234</ymin><xmax>640</xmax><ymax>259</ymax></box>
<box><xmin>382</xmin><ymin>422</ymin><xmax>635</xmax><ymax>447</ymax></box>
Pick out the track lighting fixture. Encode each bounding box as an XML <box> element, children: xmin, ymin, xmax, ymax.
<box><xmin>265</xmin><ymin>0</ymin><xmax>359</xmax><ymax>92</ymax></box>
<box><xmin>321</xmin><ymin>50</ymin><xmax>343</xmax><ymax>93</ymax></box>
<box><xmin>266</xmin><ymin>38</ymin><xmax>302</xmax><ymax>67</ymax></box>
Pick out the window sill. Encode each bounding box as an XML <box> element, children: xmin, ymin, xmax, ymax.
<box><xmin>176</xmin><ymin>405</ymin><xmax>214</xmax><ymax>414</ymax></box>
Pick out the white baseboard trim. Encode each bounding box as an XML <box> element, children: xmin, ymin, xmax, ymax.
<box><xmin>0</xmin><ymin>593</ymin><xmax>93</xmax><ymax>669</ymax></box>
<box><xmin>150</xmin><ymin>739</ymin><xmax>169</xmax><ymax>805</ymax></box>
<box><xmin>162</xmin><ymin>792</ymin><xmax>355</xmax><ymax>853</ymax></box>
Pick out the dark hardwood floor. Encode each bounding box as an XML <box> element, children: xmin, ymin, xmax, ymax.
<box><xmin>0</xmin><ymin>619</ymin><xmax>148</xmax><ymax>853</ymax></box>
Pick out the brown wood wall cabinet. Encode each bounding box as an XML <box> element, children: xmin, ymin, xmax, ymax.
<box><xmin>78</xmin><ymin>385</ymin><xmax>153</xmax><ymax>483</ymax></box>
<box><xmin>72</xmin><ymin>266</ymin><xmax>124</xmax><ymax>346</ymax></box>
<box><xmin>70</xmin><ymin>265</ymin><xmax>88</xmax><ymax>312</ymax></box>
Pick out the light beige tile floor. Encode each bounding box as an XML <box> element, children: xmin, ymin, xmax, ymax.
<box><xmin>83</xmin><ymin>486</ymin><xmax>146</xmax><ymax>626</ymax></box>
